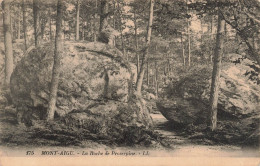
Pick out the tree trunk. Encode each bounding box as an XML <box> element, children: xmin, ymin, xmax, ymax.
<box><xmin>224</xmin><ymin>21</ymin><xmax>227</xmax><ymax>35</ymax></box>
<box><xmin>210</xmin><ymin>16</ymin><xmax>214</xmax><ymax>63</ymax></box>
<box><xmin>152</xmin><ymin>74</ymin><xmax>155</xmax><ymax>87</ymax></box>
<box><xmin>136</xmin><ymin>0</ymin><xmax>154</xmax><ymax>95</ymax></box>
<box><xmin>2</xmin><ymin>0</ymin><xmax>13</xmax><ymax>86</ymax></box>
<box><xmin>46</xmin><ymin>0</ymin><xmax>64</xmax><ymax>121</ymax></box>
<box><xmin>103</xmin><ymin>68</ymin><xmax>109</xmax><ymax>98</ymax></box>
<box><xmin>10</xmin><ymin>13</ymin><xmax>13</xmax><ymax>39</ymax></box>
<box><xmin>93</xmin><ymin>0</ymin><xmax>97</xmax><ymax>42</ymax></box>
<box><xmin>209</xmin><ymin>9</ymin><xmax>225</xmax><ymax>131</ymax></box>
<box><xmin>22</xmin><ymin>0</ymin><xmax>27</xmax><ymax>50</ymax></box>
<box><xmin>75</xmin><ymin>0</ymin><xmax>80</xmax><ymax>41</ymax></box>
<box><xmin>40</xmin><ymin>18</ymin><xmax>46</xmax><ymax>41</ymax></box>
<box><xmin>18</xmin><ymin>5</ymin><xmax>21</xmax><ymax>39</ymax></box>
<box><xmin>118</xmin><ymin>2</ymin><xmax>125</xmax><ymax>54</ymax></box>
<box><xmin>13</xmin><ymin>15</ymin><xmax>16</xmax><ymax>39</ymax></box>
<box><xmin>164</xmin><ymin>66</ymin><xmax>167</xmax><ymax>84</ymax></box>
<box><xmin>112</xmin><ymin>0</ymin><xmax>116</xmax><ymax>46</ymax></box>
<box><xmin>82</xmin><ymin>22</ymin><xmax>85</xmax><ymax>40</ymax></box>
<box><xmin>181</xmin><ymin>33</ymin><xmax>185</xmax><ymax>66</ymax></box>
<box><xmin>187</xmin><ymin>22</ymin><xmax>191</xmax><ymax>66</ymax></box>
<box><xmin>200</xmin><ymin>19</ymin><xmax>203</xmax><ymax>41</ymax></box>
<box><xmin>242</xmin><ymin>36</ymin><xmax>260</xmax><ymax>65</ymax></box>
<box><xmin>154</xmin><ymin>60</ymin><xmax>158</xmax><ymax>99</ymax></box>
<box><xmin>49</xmin><ymin>8</ymin><xmax>53</xmax><ymax>41</ymax></box>
<box><xmin>134</xmin><ymin>7</ymin><xmax>139</xmax><ymax>74</ymax></box>
<box><xmin>146</xmin><ymin>61</ymin><xmax>149</xmax><ymax>86</ymax></box>
<box><xmin>186</xmin><ymin>0</ymin><xmax>191</xmax><ymax>66</ymax></box>
<box><xmin>120</xmin><ymin>23</ymin><xmax>125</xmax><ymax>56</ymax></box>
<box><xmin>99</xmin><ymin>0</ymin><xmax>108</xmax><ymax>33</ymax></box>
<box><xmin>33</xmin><ymin>0</ymin><xmax>40</xmax><ymax>46</ymax></box>
<box><xmin>90</xmin><ymin>18</ymin><xmax>94</xmax><ymax>41</ymax></box>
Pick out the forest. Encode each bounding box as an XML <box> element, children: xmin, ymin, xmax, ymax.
<box><xmin>0</xmin><ymin>0</ymin><xmax>259</xmax><ymax>156</ymax></box>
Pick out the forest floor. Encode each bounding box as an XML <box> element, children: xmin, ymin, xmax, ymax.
<box><xmin>150</xmin><ymin>113</ymin><xmax>259</xmax><ymax>157</ymax></box>
<box><xmin>0</xmin><ymin>104</ymin><xmax>259</xmax><ymax>157</ymax></box>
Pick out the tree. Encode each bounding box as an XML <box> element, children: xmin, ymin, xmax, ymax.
<box><xmin>49</xmin><ymin>7</ymin><xmax>53</xmax><ymax>41</ymax></box>
<box><xmin>75</xmin><ymin>0</ymin><xmax>80</xmax><ymax>40</ymax></box>
<box><xmin>22</xmin><ymin>0</ymin><xmax>27</xmax><ymax>49</ymax></box>
<box><xmin>17</xmin><ymin>4</ymin><xmax>21</xmax><ymax>40</ymax></box>
<box><xmin>181</xmin><ymin>32</ymin><xmax>185</xmax><ymax>66</ymax></box>
<box><xmin>136</xmin><ymin>0</ymin><xmax>154</xmax><ymax>95</ymax></box>
<box><xmin>117</xmin><ymin>2</ymin><xmax>126</xmax><ymax>55</ymax></box>
<box><xmin>2</xmin><ymin>0</ymin><xmax>13</xmax><ymax>86</ymax></box>
<box><xmin>221</xmin><ymin>14</ymin><xmax>260</xmax><ymax>65</ymax></box>
<box><xmin>209</xmin><ymin>8</ymin><xmax>225</xmax><ymax>131</ymax></box>
<box><xmin>133</xmin><ymin>5</ymin><xmax>139</xmax><ymax>73</ymax></box>
<box><xmin>93</xmin><ymin>0</ymin><xmax>98</xmax><ymax>42</ymax></box>
<box><xmin>33</xmin><ymin>0</ymin><xmax>40</xmax><ymax>46</ymax></box>
<box><xmin>99</xmin><ymin>0</ymin><xmax>108</xmax><ymax>33</ymax></box>
<box><xmin>186</xmin><ymin>0</ymin><xmax>191</xmax><ymax>66</ymax></box>
<box><xmin>46</xmin><ymin>0</ymin><xmax>64</xmax><ymax>121</ymax></box>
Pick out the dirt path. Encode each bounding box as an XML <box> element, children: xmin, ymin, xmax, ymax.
<box><xmin>150</xmin><ymin>113</ymin><xmax>259</xmax><ymax>157</ymax></box>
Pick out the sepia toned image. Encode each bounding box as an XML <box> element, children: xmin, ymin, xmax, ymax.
<box><xmin>0</xmin><ymin>0</ymin><xmax>259</xmax><ymax>165</ymax></box>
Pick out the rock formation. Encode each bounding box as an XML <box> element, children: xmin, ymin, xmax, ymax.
<box><xmin>10</xmin><ymin>41</ymin><xmax>153</xmax><ymax>142</ymax></box>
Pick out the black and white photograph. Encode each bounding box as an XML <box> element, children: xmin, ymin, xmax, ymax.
<box><xmin>0</xmin><ymin>0</ymin><xmax>259</xmax><ymax>165</ymax></box>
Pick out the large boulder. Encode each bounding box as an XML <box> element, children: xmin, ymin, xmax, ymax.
<box><xmin>159</xmin><ymin>58</ymin><xmax>259</xmax><ymax>123</ymax></box>
<box><xmin>10</xmin><ymin>41</ymin><xmax>153</xmax><ymax>129</ymax></box>
<box><xmin>158</xmin><ymin>57</ymin><xmax>260</xmax><ymax>144</ymax></box>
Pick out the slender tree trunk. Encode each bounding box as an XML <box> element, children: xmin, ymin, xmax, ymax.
<box><xmin>136</xmin><ymin>0</ymin><xmax>154</xmax><ymax>95</ymax></box>
<box><xmin>40</xmin><ymin>19</ymin><xmax>46</xmax><ymax>41</ymax></box>
<box><xmin>134</xmin><ymin>7</ymin><xmax>139</xmax><ymax>74</ymax></box>
<box><xmin>118</xmin><ymin>2</ymin><xmax>125</xmax><ymax>54</ymax></box>
<box><xmin>112</xmin><ymin>0</ymin><xmax>116</xmax><ymax>46</ymax></box>
<box><xmin>49</xmin><ymin>8</ymin><xmax>53</xmax><ymax>41</ymax></box>
<box><xmin>210</xmin><ymin>16</ymin><xmax>214</xmax><ymax>63</ymax></box>
<box><xmin>10</xmin><ymin>13</ymin><xmax>13</xmax><ymax>39</ymax></box>
<box><xmin>46</xmin><ymin>0</ymin><xmax>64</xmax><ymax>121</ymax></box>
<box><xmin>209</xmin><ymin>9</ymin><xmax>225</xmax><ymax>131</ymax></box>
<box><xmin>224</xmin><ymin>21</ymin><xmax>227</xmax><ymax>35</ymax></box>
<box><xmin>154</xmin><ymin>60</ymin><xmax>158</xmax><ymax>98</ymax></box>
<box><xmin>75</xmin><ymin>0</ymin><xmax>80</xmax><ymax>40</ymax></box>
<box><xmin>99</xmin><ymin>0</ymin><xmax>108</xmax><ymax>33</ymax></box>
<box><xmin>93</xmin><ymin>0</ymin><xmax>97</xmax><ymax>42</ymax></box>
<box><xmin>90</xmin><ymin>18</ymin><xmax>94</xmax><ymax>41</ymax></box>
<box><xmin>200</xmin><ymin>19</ymin><xmax>203</xmax><ymax>41</ymax></box>
<box><xmin>242</xmin><ymin>36</ymin><xmax>260</xmax><ymax>65</ymax></box>
<box><xmin>187</xmin><ymin>22</ymin><xmax>191</xmax><ymax>66</ymax></box>
<box><xmin>146</xmin><ymin>61</ymin><xmax>149</xmax><ymax>86</ymax></box>
<box><xmin>33</xmin><ymin>0</ymin><xmax>40</xmax><ymax>46</ymax></box>
<box><xmin>68</xmin><ymin>23</ymin><xmax>71</xmax><ymax>40</ymax></box>
<box><xmin>152</xmin><ymin>74</ymin><xmax>155</xmax><ymax>87</ymax></box>
<box><xmin>103</xmin><ymin>68</ymin><xmax>109</xmax><ymax>98</ymax></box>
<box><xmin>18</xmin><ymin>5</ymin><xmax>21</xmax><ymax>39</ymax></box>
<box><xmin>181</xmin><ymin>33</ymin><xmax>185</xmax><ymax>66</ymax></box>
<box><xmin>186</xmin><ymin>0</ymin><xmax>191</xmax><ymax>66</ymax></box>
<box><xmin>22</xmin><ymin>0</ymin><xmax>27</xmax><ymax>50</ymax></box>
<box><xmin>2</xmin><ymin>0</ymin><xmax>13</xmax><ymax>86</ymax></box>
<box><xmin>82</xmin><ymin>21</ymin><xmax>85</xmax><ymax>40</ymax></box>
<box><xmin>164</xmin><ymin>66</ymin><xmax>167</xmax><ymax>84</ymax></box>
<box><xmin>13</xmin><ymin>16</ymin><xmax>17</xmax><ymax>39</ymax></box>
